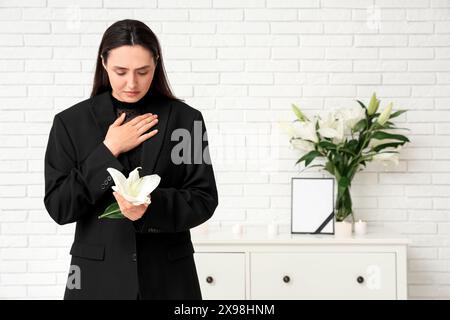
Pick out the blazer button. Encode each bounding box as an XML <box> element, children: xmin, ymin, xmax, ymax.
<box><xmin>132</xmin><ymin>253</ymin><xmax>137</xmax><ymax>262</ymax></box>
<box><xmin>107</xmin><ymin>176</ymin><xmax>112</xmax><ymax>181</ymax></box>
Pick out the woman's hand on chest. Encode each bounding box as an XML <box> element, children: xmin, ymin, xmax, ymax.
<box><xmin>103</xmin><ymin>112</ymin><xmax>159</xmax><ymax>157</ymax></box>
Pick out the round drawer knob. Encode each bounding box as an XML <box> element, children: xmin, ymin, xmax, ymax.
<box><xmin>206</xmin><ymin>276</ymin><xmax>214</xmax><ymax>284</ymax></box>
<box><xmin>357</xmin><ymin>276</ymin><xmax>364</xmax><ymax>284</ymax></box>
<box><xmin>283</xmin><ymin>275</ymin><xmax>290</xmax><ymax>283</ymax></box>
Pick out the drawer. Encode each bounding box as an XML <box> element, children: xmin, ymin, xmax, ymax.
<box><xmin>194</xmin><ymin>252</ymin><xmax>246</xmax><ymax>300</ymax></box>
<box><xmin>250</xmin><ymin>252</ymin><xmax>397</xmax><ymax>300</ymax></box>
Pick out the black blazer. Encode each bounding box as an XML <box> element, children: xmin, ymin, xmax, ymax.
<box><xmin>44</xmin><ymin>91</ymin><xmax>218</xmax><ymax>300</ymax></box>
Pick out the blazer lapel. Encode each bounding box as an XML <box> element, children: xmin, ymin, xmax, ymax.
<box><xmin>90</xmin><ymin>91</ymin><xmax>172</xmax><ymax>176</ymax></box>
<box><xmin>139</xmin><ymin>95</ymin><xmax>172</xmax><ymax>176</ymax></box>
<box><xmin>90</xmin><ymin>91</ymin><xmax>116</xmax><ymax>138</ymax></box>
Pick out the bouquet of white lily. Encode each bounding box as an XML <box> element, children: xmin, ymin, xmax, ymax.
<box><xmin>98</xmin><ymin>166</ymin><xmax>161</xmax><ymax>219</ymax></box>
<box><xmin>281</xmin><ymin>93</ymin><xmax>410</xmax><ymax>222</ymax></box>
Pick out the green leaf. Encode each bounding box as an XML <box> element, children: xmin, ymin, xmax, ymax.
<box><xmin>318</xmin><ymin>141</ymin><xmax>337</xmax><ymax>150</ymax></box>
<box><xmin>382</xmin><ymin>123</ymin><xmax>396</xmax><ymax>129</ymax></box>
<box><xmin>356</xmin><ymin>100</ymin><xmax>367</xmax><ymax>110</ymax></box>
<box><xmin>333</xmin><ymin>152</ymin><xmax>343</xmax><ymax>169</ymax></box>
<box><xmin>103</xmin><ymin>212</ymin><xmax>126</xmax><ymax>219</ymax></box>
<box><xmin>389</xmin><ymin>109</ymin><xmax>407</xmax><ymax>119</ymax></box>
<box><xmin>295</xmin><ymin>150</ymin><xmax>322</xmax><ymax>167</ymax></box>
<box><xmin>352</xmin><ymin>118</ymin><xmax>367</xmax><ymax>132</ymax></box>
<box><xmin>346</xmin><ymin>140</ymin><xmax>359</xmax><ymax>153</ymax></box>
<box><xmin>338</xmin><ymin>176</ymin><xmax>350</xmax><ymax>189</ymax></box>
<box><xmin>339</xmin><ymin>147</ymin><xmax>357</xmax><ymax>157</ymax></box>
<box><xmin>324</xmin><ymin>161</ymin><xmax>335</xmax><ymax>175</ymax></box>
<box><xmin>372</xmin><ymin>142</ymin><xmax>405</xmax><ymax>153</ymax></box>
<box><xmin>337</xmin><ymin>176</ymin><xmax>351</xmax><ymax>204</ymax></box>
<box><xmin>98</xmin><ymin>201</ymin><xmax>125</xmax><ymax>219</ymax></box>
<box><xmin>371</xmin><ymin>131</ymin><xmax>410</xmax><ymax>142</ymax></box>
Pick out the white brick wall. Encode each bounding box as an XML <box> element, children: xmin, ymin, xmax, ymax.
<box><xmin>0</xmin><ymin>0</ymin><xmax>449</xmax><ymax>299</ymax></box>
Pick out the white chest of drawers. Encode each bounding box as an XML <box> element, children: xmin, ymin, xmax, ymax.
<box><xmin>192</xmin><ymin>231</ymin><xmax>409</xmax><ymax>300</ymax></box>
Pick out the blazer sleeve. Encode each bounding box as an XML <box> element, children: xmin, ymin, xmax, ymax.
<box><xmin>44</xmin><ymin>114</ymin><xmax>124</xmax><ymax>225</ymax></box>
<box><xmin>133</xmin><ymin>111</ymin><xmax>219</xmax><ymax>233</ymax></box>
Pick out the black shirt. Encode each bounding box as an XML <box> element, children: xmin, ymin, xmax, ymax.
<box><xmin>110</xmin><ymin>91</ymin><xmax>147</xmax><ymax>124</ymax></box>
<box><xmin>109</xmin><ymin>91</ymin><xmax>148</xmax><ymax>173</ymax></box>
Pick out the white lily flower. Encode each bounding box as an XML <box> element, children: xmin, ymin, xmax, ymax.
<box><xmin>334</xmin><ymin>118</ymin><xmax>345</xmax><ymax>144</ymax></box>
<box><xmin>106</xmin><ymin>166</ymin><xmax>161</xmax><ymax>205</ymax></box>
<box><xmin>278</xmin><ymin>121</ymin><xmax>298</xmax><ymax>138</ymax></box>
<box><xmin>373</xmin><ymin>152</ymin><xmax>399</xmax><ymax>166</ymax></box>
<box><xmin>318</xmin><ymin>112</ymin><xmax>345</xmax><ymax>143</ymax></box>
<box><xmin>294</xmin><ymin>120</ymin><xmax>319</xmax><ymax>143</ymax></box>
<box><xmin>290</xmin><ymin>138</ymin><xmax>315</xmax><ymax>152</ymax></box>
<box><xmin>335</xmin><ymin>106</ymin><xmax>365</xmax><ymax>134</ymax></box>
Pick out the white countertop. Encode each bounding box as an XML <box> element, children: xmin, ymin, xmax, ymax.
<box><xmin>191</xmin><ymin>229</ymin><xmax>411</xmax><ymax>245</ymax></box>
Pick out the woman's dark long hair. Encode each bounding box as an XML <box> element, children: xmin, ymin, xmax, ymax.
<box><xmin>90</xmin><ymin>19</ymin><xmax>181</xmax><ymax>101</ymax></box>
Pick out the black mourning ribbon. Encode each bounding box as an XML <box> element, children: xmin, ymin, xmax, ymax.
<box><xmin>313</xmin><ymin>211</ymin><xmax>335</xmax><ymax>234</ymax></box>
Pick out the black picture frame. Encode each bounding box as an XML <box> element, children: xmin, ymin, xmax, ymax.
<box><xmin>291</xmin><ymin>177</ymin><xmax>335</xmax><ymax>235</ymax></box>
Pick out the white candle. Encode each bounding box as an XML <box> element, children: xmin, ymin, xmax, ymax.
<box><xmin>232</xmin><ymin>223</ymin><xmax>243</xmax><ymax>235</ymax></box>
<box><xmin>354</xmin><ymin>219</ymin><xmax>367</xmax><ymax>235</ymax></box>
<box><xmin>267</xmin><ymin>222</ymin><xmax>279</xmax><ymax>236</ymax></box>
<box><xmin>334</xmin><ymin>220</ymin><xmax>352</xmax><ymax>238</ymax></box>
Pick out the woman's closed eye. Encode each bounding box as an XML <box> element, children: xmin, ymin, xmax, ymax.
<box><xmin>116</xmin><ymin>72</ymin><xmax>148</xmax><ymax>76</ymax></box>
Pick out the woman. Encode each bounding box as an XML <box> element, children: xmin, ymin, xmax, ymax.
<box><xmin>43</xmin><ymin>19</ymin><xmax>218</xmax><ymax>300</ymax></box>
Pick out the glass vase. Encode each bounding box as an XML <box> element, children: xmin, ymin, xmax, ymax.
<box><xmin>335</xmin><ymin>183</ymin><xmax>354</xmax><ymax>223</ymax></box>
